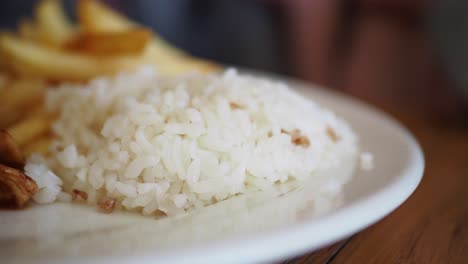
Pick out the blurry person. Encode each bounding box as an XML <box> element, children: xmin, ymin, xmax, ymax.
<box><xmin>282</xmin><ymin>0</ymin><xmax>467</xmax><ymax>119</ymax></box>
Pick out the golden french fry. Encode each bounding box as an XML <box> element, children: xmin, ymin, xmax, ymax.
<box><xmin>0</xmin><ymin>34</ymin><xmax>144</xmax><ymax>81</ymax></box>
<box><xmin>0</xmin><ymin>43</ymin><xmax>12</xmax><ymax>72</ymax></box>
<box><xmin>0</xmin><ymin>72</ymin><xmax>9</xmax><ymax>90</ymax></box>
<box><xmin>18</xmin><ymin>19</ymin><xmax>41</xmax><ymax>41</ymax></box>
<box><xmin>22</xmin><ymin>136</ymin><xmax>52</xmax><ymax>156</ymax></box>
<box><xmin>76</xmin><ymin>0</ymin><xmax>186</xmax><ymax>56</ymax></box>
<box><xmin>0</xmin><ymin>130</ymin><xmax>25</xmax><ymax>170</ymax></box>
<box><xmin>76</xmin><ymin>0</ymin><xmax>183</xmax><ymax>53</ymax></box>
<box><xmin>8</xmin><ymin>111</ymin><xmax>51</xmax><ymax>147</ymax></box>
<box><xmin>0</xmin><ymin>78</ymin><xmax>45</xmax><ymax>109</ymax></box>
<box><xmin>0</xmin><ymin>78</ymin><xmax>46</xmax><ymax>128</ymax></box>
<box><xmin>35</xmin><ymin>0</ymin><xmax>75</xmax><ymax>47</ymax></box>
<box><xmin>0</xmin><ymin>103</ymin><xmax>45</xmax><ymax>130</ymax></box>
<box><xmin>65</xmin><ymin>29</ymin><xmax>152</xmax><ymax>56</ymax></box>
<box><xmin>77</xmin><ymin>0</ymin><xmax>135</xmax><ymax>33</ymax></box>
<box><xmin>76</xmin><ymin>0</ymin><xmax>220</xmax><ymax>74</ymax></box>
<box><xmin>142</xmin><ymin>45</ymin><xmax>219</xmax><ymax>75</ymax></box>
<box><xmin>77</xmin><ymin>0</ymin><xmax>183</xmax><ymax>53</ymax></box>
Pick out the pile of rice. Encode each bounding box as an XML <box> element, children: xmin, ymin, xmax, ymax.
<box><xmin>25</xmin><ymin>67</ymin><xmax>360</xmax><ymax>216</ymax></box>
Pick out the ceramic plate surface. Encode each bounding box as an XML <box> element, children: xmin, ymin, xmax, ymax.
<box><xmin>1</xmin><ymin>73</ymin><xmax>424</xmax><ymax>264</ymax></box>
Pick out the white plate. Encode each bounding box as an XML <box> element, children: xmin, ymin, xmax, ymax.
<box><xmin>1</xmin><ymin>74</ymin><xmax>424</xmax><ymax>264</ymax></box>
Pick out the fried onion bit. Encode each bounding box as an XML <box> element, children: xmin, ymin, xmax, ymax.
<box><xmin>229</xmin><ymin>102</ymin><xmax>243</xmax><ymax>109</ymax></box>
<box><xmin>72</xmin><ymin>189</ymin><xmax>88</xmax><ymax>201</ymax></box>
<box><xmin>281</xmin><ymin>128</ymin><xmax>310</xmax><ymax>148</ymax></box>
<box><xmin>97</xmin><ymin>196</ymin><xmax>116</xmax><ymax>214</ymax></box>
<box><xmin>326</xmin><ymin>126</ymin><xmax>340</xmax><ymax>142</ymax></box>
<box><xmin>0</xmin><ymin>164</ymin><xmax>37</xmax><ymax>208</ymax></box>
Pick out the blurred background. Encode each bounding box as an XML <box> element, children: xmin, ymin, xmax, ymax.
<box><xmin>1</xmin><ymin>0</ymin><xmax>467</xmax><ymax>123</ymax></box>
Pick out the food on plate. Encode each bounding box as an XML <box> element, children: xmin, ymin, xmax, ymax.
<box><xmin>22</xmin><ymin>136</ymin><xmax>52</xmax><ymax>157</ymax></box>
<box><xmin>0</xmin><ymin>0</ymin><xmax>218</xmax><ymax>81</ymax></box>
<box><xmin>24</xmin><ymin>68</ymin><xmax>359</xmax><ymax>216</ymax></box>
<box><xmin>360</xmin><ymin>152</ymin><xmax>374</xmax><ymax>170</ymax></box>
<box><xmin>0</xmin><ymin>130</ymin><xmax>37</xmax><ymax>208</ymax></box>
<box><xmin>0</xmin><ymin>130</ymin><xmax>25</xmax><ymax>170</ymax></box>
<box><xmin>97</xmin><ymin>196</ymin><xmax>116</xmax><ymax>213</ymax></box>
<box><xmin>18</xmin><ymin>19</ymin><xmax>40</xmax><ymax>41</ymax></box>
<box><xmin>35</xmin><ymin>0</ymin><xmax>75</xmax><ymax>47</ymax></box>
<box><xmin>75</xmin><ymin>0</ymin><xmax>218</xmax><ymax>75</ymax></box>
<box><xmin>0</xmin><ymin>77</ymin><xmax>46</xmax><ymax>128</ymax></box>
<box><xmin>0</xmin><ymin>164</ymin><xmax>38</xmax><ymax>208</ymax></box>
<box><xmin>0</xmin><ymin>0</ymin><xmax>371</xmax><ymax>216</ymax></box>
<box><xmin>77</xmin><ymin>0</ymin><xmax>136</xmax><ymax>33</ymax></box>
<box><xmin>0</xmin><ymin>0</ymin><xmax>219</xmax><ymax>143</ymax></box>
<box><xmin>64</xmin><ymin>29</ymin><xmax>153</xmax><ymax>56</ymax></box>
<box><xmin>8</xmin><ymin>111</ymin><xmax>51</xmax><ymax>147</ymax></box>
<box><xmin>0</xmin><ymin>34</ymin><xmax>143</xmax><ymax>81</ymax></box>
<box><xmin>0</xmin><ymin>0</ymin><xmax>220</xmax><ymax>209</ymax></box>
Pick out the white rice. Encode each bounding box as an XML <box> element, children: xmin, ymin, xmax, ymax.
<box><xmin>25</xmin><ymin>67</ymin><xmax>362</xmax><ymax>216</ymax></box>
<box><xmin>360</xmin><ymin>152</ymin><xmax>374</xmax><ymax>170</ymax></box>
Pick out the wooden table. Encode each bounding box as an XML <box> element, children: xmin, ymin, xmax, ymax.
<box><xmin>282</xmin><ymin>5</ymin><xmax>468</xmax><ymax>263</ymax></box>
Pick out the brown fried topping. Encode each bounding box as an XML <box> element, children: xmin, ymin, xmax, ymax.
<box><xmin>326</xmin><ymin>126</ymin><xmax>340</xmax><ymax>142</ymax></box>
<box><xmin>72</xmin><ymin>189</ymin><xmax>88</xmax><ymax>201</ymax></box>
<box><xmin>290</xmin><ymin>129</ymin><xmax>310</xmax><ymax>148</ymax></box>
<box><xmin>281</xmin><ymin>128</ymin><xmax>310</xmax><ymax>148</ymax></box>
<box><xmin>0</xmin><ymin>164</ymin><xmax>37</xmax><ymax>208</ymax></box>
<box><xmin>229</xmin><ymin>102</ymin><xmax>243</xmax><ymax>109</ymax></box>
<box><xmin>0</xmin><ymin>130</ymin><xmax>25</xmax><ymax>170</ymax></box>
<box><xmin>97</xmin><ymin>196</ymin><xmax>116</xmax><ymax>214</ymax></box>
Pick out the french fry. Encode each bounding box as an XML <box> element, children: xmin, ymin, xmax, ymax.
<box><xmin>8</xmin><ymin>111</ymin><xmax>51</xmax><ymax>147</ymax></box>
<box><xmin>76</xmin><ymin>0</ymin><xmax>219</xmax><ymax>75</ymax></box>
<box><xmin>142</xmin><ymin>45</ymin><xmax>220</xmax><ymax>75</ymax></box>
<box><xmin>35</xmin><ymin>0</ymin><xmax>75</xmax><ymax>47</ymax></box>
<box><xmin>76</xmin><ymin>0</ymin><xmax>185</xmax><ymax>56</ymax></box>
<box><xmin>0</xmin><ymin>34</ymin><xmax>144</xmax><ymax>81</ymax></box>
<box><xmin>0</xmin><ymin>43</ymin><xmax>12</xmax><ymax>72</ymax></box>
<box><xmin>22</xmin><ymin>136</ymin><xmax>52</xmax><ymax>156</ymax></box>
<box><xmin>0</xmin><ymin>72</ymin><xmax>8</xmax><ymax>90</ymax></box>
<box><xmin>0</xmin><ymin>78</ymin><xmax>46</xmax><ymax>128</ymax></box>
<box><xmin>77</xmin><ymin>0</ymin><xmax>135</xmax><ymax>33</ymax></box>
<box><xmin>0</xmin><ymin>130</ymin><xmax>25</xmax><ymax>170</ymax></box>
<box><xmin>0</xmin><ymin>78</ymin><xmax>45</xmax><ymax>108</ymax></box>
<box><xmin>18</xmin><ymin>19</ymin><xmax>41</xmax><ymax>42</ymax></box>
<box><xmin>65</xmin><ymin>29</ymin><xmax>152</xmax><ymax>56</ymax></box>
